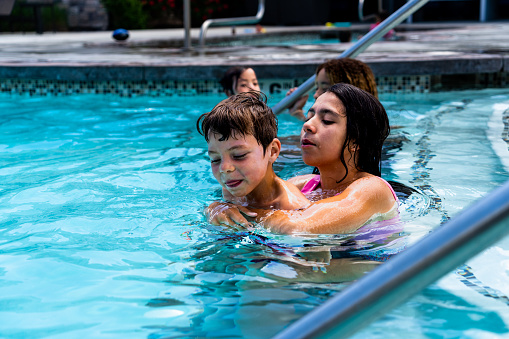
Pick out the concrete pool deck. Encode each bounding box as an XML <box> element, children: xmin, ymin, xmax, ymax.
<box><xmin>0</xmin><ymin>21</ymin><xmax>507</xmax><ymax>87</ymax></box>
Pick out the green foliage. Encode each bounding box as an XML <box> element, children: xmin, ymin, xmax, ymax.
<box><xmin>141</xmin><ymin>0</ymin><xmax>242</xmax><ymax>28</ymax></box>
<box><xmin>0</xmin><ymin>0</ymin><xmax>246</xmax><ymax>32</ymax></box>
<box><xmin>0</xmin><ymin>3</ymin><xmax>69</xmax><ymax>33</ymax></box>
<box><xmin>102</xmin><ymin>0</ymin><xmax>148</xmax><ymax>30</ymax></box>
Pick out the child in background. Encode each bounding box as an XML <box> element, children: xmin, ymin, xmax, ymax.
<box><xmin>370</xmin><ymin>10</ymin><xmax>396</xmax><ymax>41</ymax></box>
<box><xmin>219</xmin><ymin>66</ymin><xmax>260</xmax><ymax>97</ymax></box>
<box><xmin>197</xmin><ymin>92</ymin><xmax>309</xmax><ymax>224</ymax></box>
<box><xmin>286</xmin><ymin>58</ymin><xmax>378</xmax><ymax>120</ymax></box>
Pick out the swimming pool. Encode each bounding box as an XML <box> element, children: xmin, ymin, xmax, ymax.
<box><xmin>0</xmin><ymin>89</ymin><xmax>508</xmax><ymax>338</ymax></box>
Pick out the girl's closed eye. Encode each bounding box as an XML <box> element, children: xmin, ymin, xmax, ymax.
<box><xmin>210</xmin><ymin>158</ymin><xmax>220</xmax><ymax>164</ymax></box>
<box><xmin>322</xmin><ymin>119</ymin><xmax>334</xmax><ymax>125</ymax></box>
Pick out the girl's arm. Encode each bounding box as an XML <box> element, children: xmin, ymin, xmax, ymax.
<box><xmin>255</xmin><ymin>176</ymin><xmax>396</xmax><ymax>234</ymax></box>
<box><xmin>285</xmin><ymin>87</ymin><xmax>308</xmax><ymax>120</ymax></box>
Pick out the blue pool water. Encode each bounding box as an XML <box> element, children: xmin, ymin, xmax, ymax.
<box><xmin>1</xmin><ymin>89</ymin><xmax>509</xmax><ymax>338</ymax></box>
<box><xmin>209</xmin><ymin>33</ymin><xmax>361</xmax><ymax>47</ymax></box>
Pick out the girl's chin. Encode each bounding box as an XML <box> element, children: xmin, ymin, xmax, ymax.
<box><xmin>301</xmin><ymin>156</ymin><xmax>320</xmax><ymax>167</ymax></box>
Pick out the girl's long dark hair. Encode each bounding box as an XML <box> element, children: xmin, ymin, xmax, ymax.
<box><xmin>317</xmin><ymin>83</ymin><xmax>389</xmax><ymax>182</ymax></box>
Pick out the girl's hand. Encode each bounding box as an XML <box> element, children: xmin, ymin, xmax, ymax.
<box><xmin>205</xmin><ymin>201</ymin><xmax>258</xmax><ymax>230</ymax></box>
<box><xmin>286</xmin><ymin>87</ymin><xmax>308</xmax><ymax>121</ymax></box>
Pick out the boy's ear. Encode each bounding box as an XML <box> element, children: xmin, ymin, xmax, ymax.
<box><xmin>268</xmin><ymin>138</ymin><xmax>281</xmax><ymax>164</ymax></box>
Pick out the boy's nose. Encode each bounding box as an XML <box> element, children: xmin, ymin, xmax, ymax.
<box><xmin>219</xmin><ymin>160</ymin><xmax>235</xmax><ymax>173</ymax></box>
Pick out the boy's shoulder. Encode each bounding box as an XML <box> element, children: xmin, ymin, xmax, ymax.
<box><xmin>276</xmin><ymin>177</ymin><xmax>310</xmax><ymax>210</ymax></box>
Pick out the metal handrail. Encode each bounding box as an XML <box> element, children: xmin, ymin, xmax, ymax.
<box><xmin>271</xmin><ymin>0</ymin><xmax>430</xmax><ymax>115</ymax></box>
<box><xmin>358</xmin><ymin>0</ymin><xmax>383</xmax><ymax>21</ymax></box>
<box><xmin>183</xmin><ymin>0</ymin><xmax>191</xmax><ymax>50</ymax></box>
<box><xmin>274</xmin><ymin>180</ymin><xmax>509</xmax><ymax>339</ymax></box>
<box><xmin>198</xmin><ymin>0</ymin><xmax>265</xmax><ymax>49</ymax></box>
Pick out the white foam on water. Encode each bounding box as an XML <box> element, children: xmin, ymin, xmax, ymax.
<box><xmin>488</xmin><ymin>102</ymin><xmax>509</xmax><ymax>172</ymax></box>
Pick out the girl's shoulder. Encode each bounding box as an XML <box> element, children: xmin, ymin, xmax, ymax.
<box><xmin>347</xmin><ymin>175</ymin><xmax>397</xmax><ymax>206</ymax></box>
<box><xmin>287</xmin><ymin>174</ymin><xmax>318</xmax><ymax>190</ymax></box>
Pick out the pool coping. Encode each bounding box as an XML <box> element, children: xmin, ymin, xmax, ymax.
<box><xmin>0</xmin><ymin>53</ymin><xmax>505</xmax><ymax>80</ymax></box>
<box><xmin>0</xmin><ymin>22</ymin><xmax>507</xmax><ymax>94</ymax></box>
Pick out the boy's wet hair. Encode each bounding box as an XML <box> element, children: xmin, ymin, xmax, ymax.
<box><xmin>219</xmin><ymin>66</ymin><xmax>247</xmax><ymax>96</ymax></box>
<box><xmin>316</xmin><ymin>58</ymin><xmax>378</xmax><ymax>98</ymax></box>
<box><xmin>197</xmin><ymin>91</ymin><xmax>278</xmax><ymax>153</ymax></box>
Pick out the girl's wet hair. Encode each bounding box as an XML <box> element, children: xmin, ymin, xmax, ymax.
<box><xmin>316</xmin><ymin>58</ymin><xmax>378</xmax><ymax>98</ymax></box>
<box><xmin>319</xmin><ymin>83</ymin><xmax>389</xmax><ymax>181</ymax></box>
<box><xmin>219</xmin><ymin>66</ymin><xmax>248</xmax><ymax>96</ymax></box>
<box><xmin>197</xmin><ymin>91</ymin><xmax>278</xmax><ymax>153</ymax></box>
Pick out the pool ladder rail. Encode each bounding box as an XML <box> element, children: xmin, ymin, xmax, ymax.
<box><xmin>195</xmin><ymin>0</ymin><xmax>265</xmax><ymax>50</ymax></box>
<box><xmin>271</xmin><ymin>0</ymin><xmax>430</xmax><ymax>115</ymax></box>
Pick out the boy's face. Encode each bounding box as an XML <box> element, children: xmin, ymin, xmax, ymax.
<box><xmin>207</xmin><ymin>132</ymin><xmax>274</xmax><ymax>198</ymax></box>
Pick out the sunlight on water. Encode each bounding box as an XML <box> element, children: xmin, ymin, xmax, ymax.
<box><xmin>0</xmin><ymin>89</ymin><xmax>508</xmax><ymax>338</ymax></box>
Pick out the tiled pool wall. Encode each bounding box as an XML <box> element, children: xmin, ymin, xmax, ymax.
<box><xmin>1</xmin><ymin>73</ymin><xmax>507</xmax><ymax>97</ymax></box>
<box><xmin>0</xmin><ymin>76</ymin><xmax>433</xmax><ymax>97</ymax></box>
<box><xmin>0</xmin><ymin>70</ymin><xmax>507</xmax><ymax>97</ymax></box>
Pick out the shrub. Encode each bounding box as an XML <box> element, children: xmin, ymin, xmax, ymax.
<box><xmin>142</xmin><ymin>0</ymin><xmax>241</xmax><ymax>28</ymax></box>
<box><xmin>102</xmin><ymin>0</ymin><xmax>244</xmax><ymax>30</ymax></box>
<box><xmin>102</xmin><ymin>0</ymin><xmax>148</xmax><ymax>30</ymax></box>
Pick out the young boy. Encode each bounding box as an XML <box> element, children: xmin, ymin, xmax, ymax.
<box><xmin>197</xmin><ymin>92</ymin><xmax>309</xmax><ymax>215</ymax></box>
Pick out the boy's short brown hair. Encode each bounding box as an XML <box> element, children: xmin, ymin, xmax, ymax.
<box><xmin>197</xmin><ymin>92</ymin><xmax>278</xmax><ymax>153</ymax></box>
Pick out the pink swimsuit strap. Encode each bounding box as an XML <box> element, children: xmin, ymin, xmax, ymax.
<box><xmin>300</xmin><ymin>175</ymin><xmax>321</xmax><ymax>195</ymax></box>
<box><xmin>300</xmin><ymin>175</ymin><xmax>398</xmax><ymax>202</ymax></box>
<box><xmin>378</xmin><ymin>177</ymin><xmax>399</xmax><ymax>202</ymax></box>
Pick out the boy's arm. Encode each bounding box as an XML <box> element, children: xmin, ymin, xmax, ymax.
<box><xmin>205</xmin><ymin>201</ymin><xmax>257</xmax><ymax>229</ymax></box>
<box><xmin>205</xmin><ymin>188</ymin><xmax>255</xmax><ymax>229</ymax></box>
<box><xmin>207</xmin><ymin>178</ymin><xmax>310</xmax><ymax>227</ymax></box>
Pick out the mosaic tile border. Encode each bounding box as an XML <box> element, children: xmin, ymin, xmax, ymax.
<box><xmin>376</xmin><ymin>75</ymin><xmax>431</xmax><ymax>94</ymax></box>
<box><xmin>0</xmin><ymin>73</ymin><xmax>506</xmax><ymax>97</ymax></box>
<box><xmin>0</xmin><ymin>78</ymin><xmax>314</xmax><ymax>97</ymax></box>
